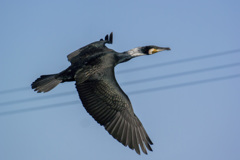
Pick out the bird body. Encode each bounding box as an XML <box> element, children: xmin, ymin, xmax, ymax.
<box><xmin>31</xmin><ymin>33</ymin><xmax>170</xmax><ymax>154</ymax></box>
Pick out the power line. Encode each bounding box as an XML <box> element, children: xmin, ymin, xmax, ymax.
<box><xmin>121</xmin><ymin>62</ymin><xmax>240</xmax><ymax>86</ymax></box>
<box><xmin>0</xmin><ymin>101</ymin><xmax>80</xmax><ymax>116</ymax></box>
<box><xmin>1</xmin><ymin>49</ymin><xmax>240</xmax><ymax>95</ymax></box>
<box><xmin>128</xmin><ymin>73</ymin><xmax>240</xmax><ymax>95</ymax></box>
<box><xmin>0</xmin><ymin>87</ymin><xmax>29</xmax><ymax>95</ymax></box>
<box><xmin>117</xmin><ymin>48</ymin><xmax>240</xmax><ymax>74</ymax></box>
<box><xmin>1</xmin><ymin>62</ymin><xmax>240</xmax><ymax>107</ymax></box>
<box><xmin>0</xmin><ymin>91</ymin><xmax>76</xmax><ymax>107</ymax></box>
<box><xmin>1</xmin><ymin>73</ymin><xmax>240</xmax><ymax>116</ymax></box>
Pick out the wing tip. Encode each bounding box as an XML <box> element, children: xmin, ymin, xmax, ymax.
<box><xmin>101</xmin><ymin>32</ymin><xmax>113</xmax><ymax>44</ymax></box>
<box><xmin>105</xmin><ymin>34</ymin><xmax>108</xmax><ymax>41</ymax></box>
<box><xmin>109</xmin><ymin>32</ymin><xmax>113</xmax><ymax>44</ymax></box>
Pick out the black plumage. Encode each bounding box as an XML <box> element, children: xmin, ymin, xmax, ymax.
<box><xmin>31</xmin><ymin>32</ymin><xmax>170</xmax><ymax>155</ymax></box>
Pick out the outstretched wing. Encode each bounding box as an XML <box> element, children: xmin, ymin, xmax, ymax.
<box><xmin>75</xmin><ymin>67</ymin><xmax>153</xmax><ymax>155</ymax></box>
<box><xmin>67</xmin><ymin>32</ymin><xmax>113</xmax><ymax>63</ymax></box>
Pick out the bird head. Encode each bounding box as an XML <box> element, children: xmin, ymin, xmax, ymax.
<box><xmin>127</xmin><ymin>45</ymin><xmax>171</xmax><ymax>57</ymax></box>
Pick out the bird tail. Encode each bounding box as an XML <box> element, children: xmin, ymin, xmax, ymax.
<box><xmin>31</xmin><ymin>74</ymin><xmax>62</xmax><ymax>93</ymax></box>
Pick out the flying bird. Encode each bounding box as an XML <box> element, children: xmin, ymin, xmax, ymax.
<box><xmin>31</xmin><ymin>33</ymin><xmax>170</xmax><ymax>155</ymax></box>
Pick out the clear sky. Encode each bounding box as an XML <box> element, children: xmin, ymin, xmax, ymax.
<box><xmin>1</xmin><ymin>0</ymin><xmax>240</xmax><ymax>160</ymax></box>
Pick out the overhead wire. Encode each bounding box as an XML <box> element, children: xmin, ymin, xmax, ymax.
<box><xmin>0</xmin><ymin>91</ymin><xmax>75</xmax><ymax>107</ymax></box>
<box><xmin>1</xmin><ymin>62</ymin><xmax>240</xmax><ymax>107</ymax></box>
<box><xmin>0</xmin><ymin>87</ymin><xmax>29</xmax><ymax>95</ymax></box>
<box><xmin>1</xmin><ymin>73</ymin><xmax>240</xmax><ymax>116</ymax></box>
<box><xmin>1</xmin><ymin>48</ymin><xmax>240</xmax><ymax>95</ymax></box>
<box><xmin>0</xmin><ymin>101</ymin><xmax>80</xmax><ymax>116</ymax></box>
<box><xmin>117</xmin><ymin>48</ymin><xmax>240</xmax><ymax>74</ymax></box>
<box><xmin>128</xmin><ymin>73</ymin><xmax>240</xmax><ymax>95</ymax></box>
<box><xmin>120</xmin><ymin>62</ymin><xmax>240</xmax><ymax>86</ymax></box>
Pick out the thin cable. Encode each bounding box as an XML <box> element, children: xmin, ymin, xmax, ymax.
<box><xmin>121</xmin><ymin>62</ymin><xmax>240</xmax><ymax>86</ymax></box>
<box><xmin>0</xmin><ymin>73</ymin><xmax>240</xmax><ymax>116</ymax></box>
<box><xmin>0</xmin><ymin>87</ymin><xmax>29</xmax><ymax>95</ymax></box>
<box><xmin>0</xmin><ymin>101</ymin><xmax>80</xmax><ymax>116</ymax></box>
<box><xmin>1</xmin><ymin>62</ymin><xmax>240</xmax><ymax>107</ymax></box>
<box><xmin>117</xmin><ymin>48</ymin><xmax>240</xmax><ymax>74</ymax></box>
<box><xmin>0</xmin><ymin>91</ymin><xmax>76</xmax><ymax>106</ymax></box>
<box><xmin>1</xmin><ymin>49</ymin><xmax>239</xmax><ymax>95</ymax></box>
<box><xmin>128</xmin><ymin>73</ymin><xmax>240</xmax><ymax>95</ymax></box>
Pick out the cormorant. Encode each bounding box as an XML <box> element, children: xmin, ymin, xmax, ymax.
<box><xmin>31</xmin><ymin>33</ymin><xmax>170</xmax><ymax>155</ymax></box>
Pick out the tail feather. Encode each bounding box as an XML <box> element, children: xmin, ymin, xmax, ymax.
<box><xmin>31</xmin><ymin>74</ymin><xmax>62</xmax><ymax>93</ymax></box>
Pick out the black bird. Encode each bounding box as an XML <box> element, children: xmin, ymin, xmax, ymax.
<box><xmin>31</xmin><ymin>33</ymin><xmax>170</xmax><ymax>155</ymax></box>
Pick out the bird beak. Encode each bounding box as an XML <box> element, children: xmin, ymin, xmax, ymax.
<box><xmin>156</xmin><ymin>47</ymin><xmax>171</xmax><ymax>52</ymax></box>
<box><xmin>150</xmin><ymin>47</ymin><xmax>171</xmax><ymax>54</ymax></box>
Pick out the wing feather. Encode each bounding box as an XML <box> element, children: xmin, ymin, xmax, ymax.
<box><xmin>121</xmin><ymin>120</ymin><xmax>128</xmax><ymax>146</ymax></box>
<box><xmin>67</xmin><ymin>33</ymin><xmax>113</xmax><ymax>63</ymax></box>
<box><xmin>75</xmin><ymin>66</ymin><xmax>153</xmax><ymax>154</ymax></box>
<box><xmin>136</xmin><ymin>128</ymin><xmax>147</xmax><ymax>154</ymax></box>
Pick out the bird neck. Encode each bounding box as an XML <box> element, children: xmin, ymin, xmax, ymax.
<box><xmin>117</xmin><ymin>47</ymin><xmax>145</xmax><ymax>64</ymax></box>
<box><xmin>126</xmin><ymin>47</ymin><xmax>145</xmax><ymax>57</ymax></box>
<box><xmin>116</xmin><ymin>52</ymin><xmax>133</xmax><ymax>64</ymax></box>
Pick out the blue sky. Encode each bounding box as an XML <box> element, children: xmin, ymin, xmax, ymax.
<box><xmin>1</xmin><ymin>0</ymin><xmax>240</xmax><ymax>160</ymax></box>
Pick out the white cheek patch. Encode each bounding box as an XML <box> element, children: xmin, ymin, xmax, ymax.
<box><xmin>148</xmin><ymin>48</ymin><xmax>155</xmax><ymax>55</ymax></box>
